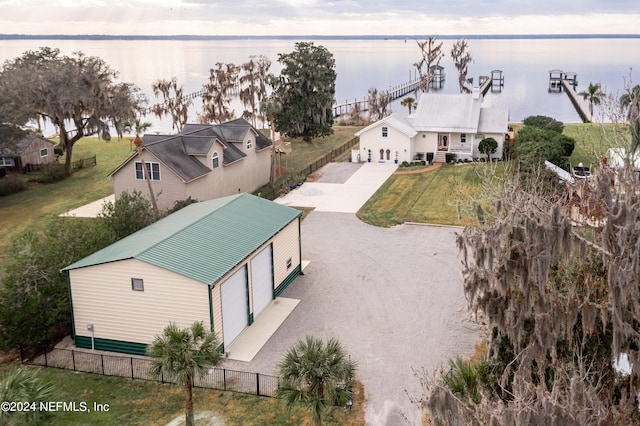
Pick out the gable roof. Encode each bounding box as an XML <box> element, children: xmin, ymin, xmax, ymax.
<box><xmin>63</xmin><ymin>193</ymin><xmax>301</xmax><ymax>285</ymax></box>
<box><xmin>0</xmin><ymin>134</ymin><xmax>56</xmax><ymax>157</ymax></box>
<box><xmin>412</xmin><ymin>93</ymin><xmax>483</xmax><ymax>133</ymax></box>
<box><xmin>354</xmin><ymin>113</ymin><xmax>417</xmax><ymax>138</ymax></box>
<box><xmin>109</xmin><ymin>118</ymin><xmax>272</xmax><ymax>182</ymax></box>
<box><xmin>478</xmin><ymin>107</ymin><xmax>509</xmax><ymax>134</ymax></box>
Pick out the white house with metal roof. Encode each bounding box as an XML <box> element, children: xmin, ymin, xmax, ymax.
<box><xmin>355</xmin><ymin>92</ymin><xmax>509</xmax><ymax>164</ymax></box>
<box><xmin>63</xmin><ymin>193</ymin><xmax>302</xmax><ymax>356</ymax></box>
<box><xmin>109</xmin><ymin>118</ymin><xmax>273</xmax><ymax>210</ymax></box>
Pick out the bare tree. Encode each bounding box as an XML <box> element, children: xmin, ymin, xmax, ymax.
<box><xmin>151</xmin><ymin>77</ymin><xmax>192</xmax><ymax>132</ymax></box>
<box><xmin>451</xmin><ymin>39</ymin><xmax>474</xmax><ymax>94</ymax></box>
<box><xmin>414</xmin><ymin>36</ymin><xmax>444</xmax><ymax>94</ymax></box>
<box><xmin>240</xmin><ymin>55</ymin><xmax>272</xmax><ymax>127</ymax></box>
<box><xmin>367</xmin><ymin>88</ymin><xmax>392</xmax><ymax>121</ymax></box>
<box><xmin>411</xmin><ymin>156</ymin><xmax>640</xmax><ymax>424</ymax></box>
<box><xmin>199</xmin><ymin>62</ymin><xmax>238</xmax><ymax>124</ymax></box>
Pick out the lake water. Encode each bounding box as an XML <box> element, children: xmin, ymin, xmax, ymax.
<box><xmin>1</xmin><ymin>37</ymin><xmax>638</xmax><ymax>134</ymax></box>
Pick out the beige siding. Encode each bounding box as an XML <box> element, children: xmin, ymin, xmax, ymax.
<box><xmin>21</xmin><ymin>140</ymin><xmax>56</xmax><ymax>167</ymax></box>
<box><xmin>112</xmin><ymin>151</ymin><xmax>188</xmax><ymax>210</ymax></box>
<box><xmin>211</xmin><ymin>283</ymin><xmax>223</xmax><ymax>341</ymax></box>
<box><xmin>111</xmin><ymin>134</ymin><xmax>271</xmax><ymax>209</ymax></box>
<box><xmin>272</xmin><ymin>218</ymin><xmax>301</xmax><ymax>287</ymax></box>
<box><xmin>70</xmin><ymin>259</ymin><xmax>210</xmax><ymax>345</ymax></box>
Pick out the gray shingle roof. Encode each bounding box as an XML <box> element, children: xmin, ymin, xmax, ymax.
<box><xmin>110</xmin><ymin>118</ymin><xmax>272</xmax><ymax>182</ymax></box>
<box><xmin>62</xmin><ymin>193</ymin><xmax>301</xmax><ymax>286</ymax></box>
<box><xmin>0</xmin><ymin>134</ymin><xmax>55</xmax><ymax>156</ymax></box>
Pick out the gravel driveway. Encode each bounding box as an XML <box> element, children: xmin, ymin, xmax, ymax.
<box><xmin>222</xmin><ymin>211</ymin><xmax>481</xmax><ymax>425</ymax></box>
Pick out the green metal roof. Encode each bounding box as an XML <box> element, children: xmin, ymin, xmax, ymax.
<box><xmin>63</xmin><ymin>193</ymin><xmax>301</xmax><ymax>285</ymax></box>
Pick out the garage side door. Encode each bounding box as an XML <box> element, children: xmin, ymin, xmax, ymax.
<box><xmin>251</xmin><ymin>244</ymin><xmax>274</xmax><ymax>318</ymax></box>
<box><xmin>221</xmin><ymin>266</ymin><xmax>248</xmax><ymax>348</ymax></box>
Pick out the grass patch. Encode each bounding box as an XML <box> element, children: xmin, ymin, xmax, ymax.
<box><xmin>0</xmin><ymin>128</ymin><xmax>362</xmax><ymax>278</ymax></box>
<box><xmin>0</xmin><ymin>361</ymin><xmax>364</xmax><ymax>425</ymax></box>
<box><xmin>358</xmin><ymin>163</ymin><xmax>482</xmax><ymax>228</ymax></box>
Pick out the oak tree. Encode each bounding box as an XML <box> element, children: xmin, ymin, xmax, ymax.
<box><xmin>0</xmin><ymin>47</ymin><xmax>144</xmax><ymax>172</ymax></box>
<box><xmin>270</xmin><ymin>42</ymin><xmax>336</xmax><ymax>141</ymax></box>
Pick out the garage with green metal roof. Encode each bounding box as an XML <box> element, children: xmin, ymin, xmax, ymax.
<box><xmin>63</xmin><ymin>193</ymin><xmax>302</xmax><ymax>356</ymax></box>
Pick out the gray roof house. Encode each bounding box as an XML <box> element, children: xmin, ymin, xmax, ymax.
<box><xmin>63</xmin><ymin>193</ymin><xmax>302</xmax><ymax>356</ymax></box>
<box><xmin>109</xmin><ymin>118</ymin><xmax>273</xmax><ymax>210</ymax></box>
<box><xmin>0</xmin><ymin>134</ymin><xmax>57</xmax><ymax>173</ymax></box>
<box><xmin>355</xmin><ymin>92</ymin><xmax>509</xmax><ymax>164</ymax></box>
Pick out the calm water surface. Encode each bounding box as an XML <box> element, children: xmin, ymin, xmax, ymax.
<box><xmin>1</xmin><ymin>37</ymin><xmax>638</xmax><ymax>133</ymax></box>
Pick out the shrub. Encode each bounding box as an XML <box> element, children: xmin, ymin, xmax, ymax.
<box><xmin>169</xmin><ymin>196</ymin><xmax>199</xmax><ymax>214</ymax></box>
<box><xmin>445</xmin><ymin>153</ymin><xmax>457</xmax><ymax>163</ymax></box>
<box><xmin>29</xmin><ymin>163</ymin><xmax>69</xmax><ymax>183</ymax></box>
<box><xmin>523</xmin><ymin>115</ymin><xmax>564</xmax><ymax>133</ymax></box>
<box><xmin>426</xmin><ymin>152</ymin><xmax>434</xmax><ymax>164</ymax></box>
<box><xmin>479</xmin><ymin>137</ymin><xmax>498</xmax><ymax>159</ymax></box>
<box><xmin>0</xmin><ymin>175</ymin><xmax>26</xmax><ymax>196</ymax></box>
<box><xmin>400</xmin><ymin>161</ymin><xmax>410</xmax><ymax>167</ymax></box>
<box><xmin>0</xmin><ymin>168</ymin><xmax>6</xmax><ymax>179</ymax></box>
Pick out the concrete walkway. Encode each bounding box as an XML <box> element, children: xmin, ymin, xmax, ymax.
<box><xmin>224</xmin><ymin>297</ymin><xmax>300</xmax><ymax>362</ymax></box>
<box><xmin>60</xmin><ymin>195</ymin><xmax>115</xmax><ymax>217</ymax></box>
<box><xmin>275</xmin><ymin>162</ymin><xmax>397</xmax><ymax>213</ymax></box>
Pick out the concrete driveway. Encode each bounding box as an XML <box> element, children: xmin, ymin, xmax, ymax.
<box><xmin>223</xmin><ymin>181</ymin><xmax>481</xmax><ymax>425</ymax></box>
<box><xmin>275</xmin><ymin>162</ymin><xmax>397</xmax><ymax>213</ymax></box>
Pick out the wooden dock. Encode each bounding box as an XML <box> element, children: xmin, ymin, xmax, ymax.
<box><xmin>561</xmin><ymin>79</ymin><xmax>592</xmax><ymax>123</ymax></box>
<box><xmin>333</xmin><ymin>78</ymin><xmax>421</xmax><ymax>117</ymax></box>
<box><xmin>548</xmin><ymin>69</ymin><xmax>591</xmax><ymax>123</ymax></box>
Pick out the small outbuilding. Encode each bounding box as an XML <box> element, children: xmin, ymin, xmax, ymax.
<box><xmin>0</xmin><ymin>134</ymin><xmax>57</xmax><ymax>173</ymax></box>
<box><xmin>63</xmin><ymin>193</ymin><xmax>302</xmax><ymax>355</ymax></box>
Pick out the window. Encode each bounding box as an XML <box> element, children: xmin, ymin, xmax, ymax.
<box><xmin>0</xmin><ymin>157</ymin><xmax>14</xmax><ymax>166</ymax></box>
<box><xmin>246</xmin><ymin>139</ymin><xmax>253</xmax><ymax>150</ymax></box>
<box><xmin>135</xmin><ymin>162</ymin><xmax>160</xmax><ymax>181</ymax></box>
<box><xmin>131</xmin><ymin>278</ymin><xmax>144</xmax><ymax>291</ymax></box>
<box><xmin>39</xmin><ymin>148</ymin><xmax>48</xmax><ymax>157</ymax></box>
<box><xmin>382</xmin><ymin>127</ymin><xmax>388</xmax><ymax>137</ymax></box>
<box><xmin>460</xmin><ymin>134</ymin><xmax>466</xmax><ymax>143</ymax></box>
<box><xmin>212</xmin><ymin>152</ymin><xmax>219</xmax><ymax>169</ymax></box>
<box><xmin>286</xmin><ymin>257</ymin><xmax>292</xmax><ymax>270</ymax></box>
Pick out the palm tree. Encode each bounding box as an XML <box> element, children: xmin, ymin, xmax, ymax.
<box><xmin>147</xmin><ymin>321</ymin><xmax>221</xmax><ymax>426</ymax></box>
<box><xmin>260</xmin><ymin>98</ymin><xmax>283</xmax><ymax>189</ymax></box>
<box><xmin>578</xmin><ymin>82</ymin><xmax>604</xmax><ymax>119</ymax></box>
<box><xmin>276</xmin><ymin>335</ymin><xmax>356</xmax><ymax>426</ymax></box>
<box><xmin>400</xmin><ymin>96</ymin><xmax>417</xmax><ymax>114</ymax></box>
<box><xmin>620</xmin><ymin>84</ymin><xmax>640</xmax><ymax>154</ymax></box>
<box><xmin>123</xmin><ymin>118</ymin><xmax>158</xmax><ymax>213</ymax></box>
<box><xmin>0</xmin><ymin>368</ymin><xmax>56</xmax><ymax>425</ymax></box>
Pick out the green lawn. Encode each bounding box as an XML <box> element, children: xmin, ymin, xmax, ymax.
<box><xmin>0</xmin><ymin>128</ymin><xmax>363</xmax><ymax>275</ymax></box>
<box><xmin>358</xmin><ymin>122</ymin><xmax>621</xmax><ymax>228</ymax></box>
<box><xmin>0</xmin><ymin>361</ymin><xmax>365</xmax><ymax>426</ymax></box>
<box><xmin>357</xmin><ymin>163</ymin><xmax>485</xmax><ymax>228</ymax></box>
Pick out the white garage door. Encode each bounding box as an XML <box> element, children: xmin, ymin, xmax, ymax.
<box><xmin>221</xmin><ymin>266</ymin><xmax>248</xmax><ymax>348</ymax></box>
<box><xmin>251</xmin><ymin>244</ymin><xmax>274</xmax><ymax>319</ymax></box>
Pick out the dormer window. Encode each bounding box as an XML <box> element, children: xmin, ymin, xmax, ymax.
<box><xmin>212</xmin><ymin>152</ymin><xmax>219</xmax><ymax>169</ymax></box>
<box><xmin>246</xmin><ymin>139</ymin><xmax>253</xmax><ymax>150</ymax></box>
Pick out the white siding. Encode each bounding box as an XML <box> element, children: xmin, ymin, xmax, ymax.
<box><xmin>358</xmin><ymin>123</ymin><xmax>412</xmax><ymax>164</ymax></box>
<box><xmin>70</xmin><ymin>259</ymin><xmax>210</xmax><ymax>345</ymax></box>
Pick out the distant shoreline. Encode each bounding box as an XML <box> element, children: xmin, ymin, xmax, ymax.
<box><xmin>1</xmin><ymin>34</ymin><xmax>639</xmax><ymax>41</ymax></box>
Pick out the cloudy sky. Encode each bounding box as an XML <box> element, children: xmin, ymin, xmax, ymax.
<box><xmin>2</xmin><ymin>0</ymin><xmax>639</xmax><ymax>36</ymax></box>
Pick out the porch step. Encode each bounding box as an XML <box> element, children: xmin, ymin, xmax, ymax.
<box><xmin>434</xmin><ymin>152</ymin><xmax>447</xmax><ymax>163</ymax></box>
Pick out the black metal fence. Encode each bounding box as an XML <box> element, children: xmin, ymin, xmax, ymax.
<box><xmin>302</xmin><ymin>136</ymin><xmax>359</xmax><ymax>176</ymax></box>
<box><xmin>265</xmin><ymin>136</ymin><xmax>360</xmax><ymax>200</ymax></box>
<box><xmin>25</xmin><ymin>347</ymin><xmax>279</xmax><ymax>398</ymax></box>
